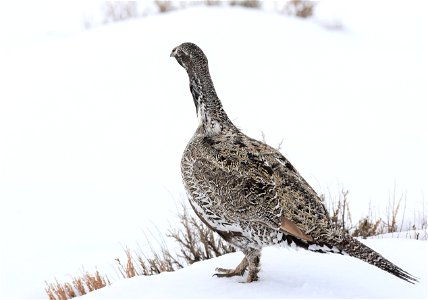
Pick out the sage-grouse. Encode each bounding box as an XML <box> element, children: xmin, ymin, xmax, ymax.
<box><xmin>171</xmin><ymin>42</ymin><xmax>417</xmax><ymax>284</ymax></box>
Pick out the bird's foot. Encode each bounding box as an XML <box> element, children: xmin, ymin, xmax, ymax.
<box><xmin>213</xmin><ymin>256</ymin><xmax>248</xmax><ymax>278</ymax></box>
<box><xmin>214</xmin><ymin>268</ymin><xmax>258</xmax><ymax>283</ymax></box>
<box><xmin>213</xmin><ymin>249</ymin><xmax>261</xmax><ymax>283</ymax></box>
<box><xmin>244</xmin><ymin>269</ymin><xmax>259</xmax><ymax>282</ymax></box>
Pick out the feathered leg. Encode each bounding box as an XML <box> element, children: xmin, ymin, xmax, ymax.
<box><xmin>245</xmin><ymin>249</ymin><xmax>261</xmax><ymax>282</ymax></box>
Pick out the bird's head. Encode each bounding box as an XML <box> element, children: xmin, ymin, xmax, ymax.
<box><xmin>170</xmin><ymin>42</ymin><xmax>208</xmax><ymax>73</ymax></box>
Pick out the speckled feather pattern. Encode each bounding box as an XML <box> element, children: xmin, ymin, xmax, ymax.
<box><xmin>171</xmin><ymin>42</ymin><xmax>417</xmax><ymax>284</ymax></box>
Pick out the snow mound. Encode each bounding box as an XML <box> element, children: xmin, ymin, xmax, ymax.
<box><xmin>1</xmin><ymin>2</ymin><xmax>427</xmax><ymax>298</ymax></box>
<box><xmin>80</xmin><ymin>238</ymin><xmax>427</xmax><ymax>299</ymax></box>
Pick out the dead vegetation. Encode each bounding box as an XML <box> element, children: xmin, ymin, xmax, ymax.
<box><xmin>323</xmin><ymin>186</ymin><xmax>426</xmax><ymax>240</ymax></box>
<box><xmin>45</xmin><ymin>270</ymin><xmax>110</xmax><ymax>300</ymax></box>
<box><xmin>280</xmin><ymin>0</ymin><xmax>317</xmax><ymax>18</ymax></box>
<box><xmin>45</xmin><ymin>188</ymin><xmax>426</xmax><ymax>299</ymax></box>
<box><xmin>45</xmin><ymin>203</ymin><xmax>234</xmax><ymax>300</ymax></box>
<box><xmin>94</xmin><ymin>0</ymin><xmax>316</xmax><ymax>27</ymax></box>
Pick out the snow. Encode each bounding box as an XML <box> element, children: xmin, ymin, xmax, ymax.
<box><xmin>80</xmin><ymin>238</ymin><xmax>427</xmax><ymax>299</ymax></box>
<box><xmin>0</xmin><ymin>0</ymin><xmax>427</xmax><ymax>298</ymax></box>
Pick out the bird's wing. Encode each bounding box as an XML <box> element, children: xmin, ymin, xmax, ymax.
<box><xmin>190</xmin><ymin>134</ymin><xmax>329</xmax><ymax>241</ymax></box>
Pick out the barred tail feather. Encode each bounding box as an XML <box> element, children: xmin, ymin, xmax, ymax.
<box><xmin>324</xmin><ymin>235</ymin><xmax>418</xmax><ymax>284</ymax></box>
<box><xmin>281</xmin><ymin>233</ymin><xmax>417</xmax><ymax>283</ymax></box>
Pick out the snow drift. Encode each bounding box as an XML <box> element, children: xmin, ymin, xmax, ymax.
<box><xmin>80</xmin><ymin>237</ymin><xmax>426</xmax><ymax>298</ymax></box>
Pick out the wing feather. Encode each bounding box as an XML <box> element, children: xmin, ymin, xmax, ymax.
<box><xmin>186</xmin><ymin>133</ymin><xmax>329</xmax><ymax>240</ymax></box>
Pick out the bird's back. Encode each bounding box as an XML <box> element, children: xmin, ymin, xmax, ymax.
<box><xmin>181</xmin><ymin>128</ymin><xmax>332</xmax><ymax>247</ymax></box>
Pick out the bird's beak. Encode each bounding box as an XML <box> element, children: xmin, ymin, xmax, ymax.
<box><xmin>170</xmin><ymin>48</ymin><xmax>176</xmax><ymax>57</ymax></box>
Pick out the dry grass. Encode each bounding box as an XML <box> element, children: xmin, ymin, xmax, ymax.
<box><xmin>45</xmin><ymin>270</ymin><xmax>110</xmax><ymax>300</ymax></box>
<box><xmin>112</xmin><ymin>203</ymin><xmax>234</xmax><ymax>280</ymax></box>
<box><xmin>102</xmin><ymin>1</ymin><xmax>138</xmax><ymax>23</ymax></box>
<box><xmin>281</xmin><ymin>0</ymin><xmax>318</xmax><ymax>18</ymax></box>
<box><xmin>96</xmin><ymin>0</ymin><xmax>317</xmax><ymax>27</ymax></box>
<box><xmin>229</xmin><ymin>0</ymin><xmax>261</xmax><ymax>9</ymax></box>
<box><xmin>323</xmin><ymin>185</ymin><xmax>427</xmax><ymax>239</ymax></box>
<box><xmin>45</xmin><ymin>188</ymin><xmax>426</xmax><ymax>299</ymax></box>
<box><xmin>322</xmin><ymin>189</ymin><xmax>353</xmax><ymax>233</ymax></box>
<box><xmin>167</xmin><ymin>203</ymin><xmax>235</xmax><ymax>264</ymax></box>
<box><xmin>45</xmin><ymin>203</ymin><xmax>234</xmax><ymax>299</ymax></box>
<box><xmin>154</xmin><ymin>0</ymin><xmax>176</xmax><ymax>13</ymax></box>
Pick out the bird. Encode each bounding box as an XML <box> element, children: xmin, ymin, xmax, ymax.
<box><xmin>170</xmin><ymin>42</ymin><xmax>417</xmax><ymax>284</ymax></box>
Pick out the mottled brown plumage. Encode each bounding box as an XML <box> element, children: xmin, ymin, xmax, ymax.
<box><xmin>170</xmin><ymin>42</ymin><xmax>417</xmax><ymax>284</ymax></box>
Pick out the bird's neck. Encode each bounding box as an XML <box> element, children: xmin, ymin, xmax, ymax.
<box><xmin>188</xmin><ymin>68</ymin><xmax>236</xmax><ymax>136</ymax></box>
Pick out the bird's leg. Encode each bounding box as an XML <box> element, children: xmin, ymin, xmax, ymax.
<box><xmin>244</xmin><ymin>249</ymin><xmax>261</xmax><ymax>283</ymax></box>
<box><xmin>213</xmin><ymin>256</ymin><xmax>248</xmax><ymax>278</ymax></box>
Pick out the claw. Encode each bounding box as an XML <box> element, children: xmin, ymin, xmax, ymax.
<box><xmin>215</xmin><ymin>267</ymin><xmax>231</xmax><ymax>273</ymax></box>
<box><xmin>211</xmin><ymin>255</ymin><xmax>255</xmax><ymax>280</ymax></box>
<box><xmin>213</xmin><ymin>272</ymin><xmax>234</xmax><ymax>278</ymax></box>
<box><xmin>213</xmin><ymin>265</ymin><xmax>247</xmax><ymax>278</ymax></box>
